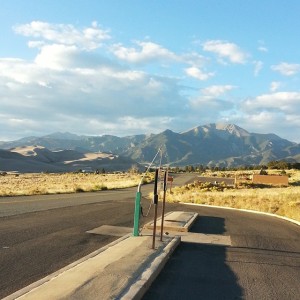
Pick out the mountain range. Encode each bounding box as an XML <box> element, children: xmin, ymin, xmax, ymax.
<box><xmin>1</xmin><ymin>123</ymin><xmax>300</xmax><ymax>172</ymax></box>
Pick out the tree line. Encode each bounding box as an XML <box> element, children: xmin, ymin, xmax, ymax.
<box><xmin>168</xmin><ymin>160</ymin><xmax>300</xmax><ymax>173</ymax></box>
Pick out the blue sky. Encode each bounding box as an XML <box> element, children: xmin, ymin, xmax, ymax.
<box><xmin>1</xmin><ymin>1</ymin><xmax>300</xmax><ymax>142</ymax></box>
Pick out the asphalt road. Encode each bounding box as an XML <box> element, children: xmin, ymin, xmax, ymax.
<box><xmin>1</xmin><ymin>173</ymin><xmax>299</xmax><ymax>299</ymax></box>
<box><xmin>143</xmin><ymin>206</ymin><xmax>300</xmax><ymax>300</ymax></box>
<box><xmin>0</xmin><ymin>172</ymin><xmax>193</xmax><ymax>218</ymax></box>
<box><xmin>0</xmin><ymin>173</ymin><xmax>195</xmax><ymax>298</ymax></box>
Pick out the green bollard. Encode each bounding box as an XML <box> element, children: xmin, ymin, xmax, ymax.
<box><xmin>133</xmin><ymin>191</ymin><xmax>142</xmax><ymax>236</ymax></box>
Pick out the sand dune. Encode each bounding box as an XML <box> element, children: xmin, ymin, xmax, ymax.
<box><xmin>1</xmin><ymin>146</ymin><xmax>136</xmax><ymax>173</ymax></box>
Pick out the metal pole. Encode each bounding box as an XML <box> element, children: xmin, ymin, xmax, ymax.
<box><xmin>152</xmin><ymin>168</ymin><xmax>159</xmax><ymax>249</ymax></box>
<box><xmin>133</xmin><ymin>189</ymin><xmax>142</xmax><ymax>236</ymax></box>
<box><xmin>160</xmin><ymin>170</ymin><xmax>168</xmax><ymax>241</ymax></box>
<box><xmin>133</xmin><ymin>147</ymin><xmax>161</xmax><ymax>237</ymax></box>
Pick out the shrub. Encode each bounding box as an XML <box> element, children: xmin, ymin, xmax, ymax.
<box><xmin>75</xmin><ymin>187</ymin><xmax>85</xmax><ymax>193</ymax></box>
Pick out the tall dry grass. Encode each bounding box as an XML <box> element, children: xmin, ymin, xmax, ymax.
<box><xmin>0</xmin><ymin>172</ymin><xmax>153</xmax><ymax>197</ymax></box>
<box><xmin>167</xmin><ymin>169</ymin><xmax>300</xmax><ymax>222</ymax></box>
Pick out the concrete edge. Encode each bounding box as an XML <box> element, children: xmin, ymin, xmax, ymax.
<box><xmin>143</xmin><ymin>211</ymin><xmax>198</xmax><ymax>232</ymax></box>
<box><xmin>143</xmin><ymin>211</ymin><xmax>173</xmax><ymax>229</ymax></box>
<box><xmin>3</xmin><ymin>233</ymin><xmax>132</xmax><ymax>300</ymax></box>
<box><xmin>182</xmin><ymin>203</ymin><xmax>300</xmax><ymax>227</ymax></box>
<box><xmin>119</xmin><ymin>235</ymin><xmax>181</xmax><ymax>300</ymax></box>
<box><xmin>182</xmin><ymin>212</ymin><xmax>198</xmax><ymax>231</ymax></box>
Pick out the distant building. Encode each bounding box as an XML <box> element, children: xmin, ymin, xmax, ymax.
<box><xmin>252</xmin><ymin>174</ymin><xmax>288</xmax><ymax>186</ymax></box>
<box><xmin>197</xmin><ymin>176</ymin><xmax>235</xmax><ymax>187</ymax></box>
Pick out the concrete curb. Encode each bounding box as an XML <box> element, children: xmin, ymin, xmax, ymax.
<box><xmin>119</xmin><ymin>236</ymin><xmax>181</xmax><ymax>300</ymax></box>
<box><xmin>183</xmin><ymin>212</ymin><xmax>198</xmax><ymax>231</ymax></box>
<box><xmin>182</xmin><ymin>202</ymin><xmax>300</xmax><ymax>226</ymax></box>
<box><xmin>144</xmin><ymin>211</ymin><xmax>198</xmax><ymax>232</ymax></box>
<box><xmin>3</xmin><ymin>234</ymin><xmax>132</xmax><ymax>300</ymax></box>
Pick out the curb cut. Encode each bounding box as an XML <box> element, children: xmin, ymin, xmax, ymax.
<box><xmin>144</xmin><ymin>211</ymin><xmax>198</xmax><ymax>232</ymax></box>
<box><xmin>182</xmin><ymin>202</ymin><xmax>300</xmax><ymax>226</ymax></box>
<box><xmin>120</xmin><ymin>236</ymin><xmax>181</xmax><ymax>300</ymax></box>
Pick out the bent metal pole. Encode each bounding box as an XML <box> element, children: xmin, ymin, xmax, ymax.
<box><xmin>152</xmin><ymin>168</ymin><xmax>159</xmax><ymax>249</ymax></box>
<box><xmin>133</xmin><ymin>147</ymin><xmax>162</xmax><ymax>237</ymax></box>
<box><xmin>160</xmin><ymin>169</ymin><xmax>168</xmax><ymax>241</ymax></box>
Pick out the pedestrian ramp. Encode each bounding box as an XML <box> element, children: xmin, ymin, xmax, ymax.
<box><xmin>143</xmin><ymin>211</ymin><xmax>231</xmax><ymax>246</ymax></box>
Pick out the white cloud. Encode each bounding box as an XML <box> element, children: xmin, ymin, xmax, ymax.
<box><xmin>0</xmin><ymin>40</ymin><xmax>186</xmax><ymax>138</ymax></box>
<box><xmin>233</xmin><ymin>110</ymin><xmax>300</xmax><ymax>142</ymax></box>
<box><xmin>253</xmin><ymin>60</ymin><xmax>263</xmax><ymax>76</ymax></box>
<box><xmin>182</xmin><ymin>52</ymin><xmax>208</xmax><ymax>67</ymax></box>
<box><xmin>257</xmin><ymin>40</ymin><xmax>268</xmax><ymax>53</ymax></box>
<box><xmin>203</xmin><ymin>40</ymin><xmax>248</xmax><ymax>64</ymax></box>
<box><xmin>270</xmin><ymin>81</ymin><xmax>282</xmax><ymax>92</ymax></box>
<box><xmin>190</xmin><ymin>95</ymin><xmax>233</xmax><ymax>111</ymax></box>
<box><xmin>28</xmin><ymin>40</ymin><xmax>45</xmax><ymax>48</ymax></box>
<box><xmin>243</xmin><ymin>92</ymin><xmax>300</xmax><ymax>114</ymax></box>
<box><xmin>258</xmin><ymin>46</ymin><xmax>268</xmax><ymax>52</ymax></box>
<box><xmin>187</xmin><ymin>95</ymin><xmax>234</xmax><ymax>127</ymax></box>
<box><xmin>271</xmin><ymin>62</ymin><xmax>300</xmax><ymax>76</ymax></box>
<box><xmin>201</xmin><ymin>85</ymin><xmax>236</xmax><ymax>97</ymax></box>
<box><xmin>35</xmin><ymin>44</ymin><xmax>79</xmax><ymax>70</ymax></box>
<box><xmin>1</xmin><ymin>20</ymin><xmax>300</xmax><ymax>143</ymax></box>
<box><xmin>14</xmin><ymin>21</ymin><xmax>110</xmax><ymax>50</ymax></box>
<box><xmin>0</xmin><ymin>58</ymin><xmax>39</xmax><ymax>84</ymax></box>
<box><xmin>186</xmin><ymin>85</ymin><xmax>236</xmax><ymax>125</ymax></box>
<box><xmin>185</xmin><ymin>66</ymin><xmax>214</xmax><ymax>81</ymax></box>
<box><xmin>111</xmin><ymin>41</ymin><xmax>178</xmax><ymax>64</ymax></box>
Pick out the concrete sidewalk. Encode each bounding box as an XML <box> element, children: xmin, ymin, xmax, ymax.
<box><xmin>4</xmin><ymin>234</ymin><xmax>180</xmax><ymax>300</ymax></box>
<box><xmin>4</xmin><ymin>211</ymin><xmax>230</xmax><ymax>300</ymax></box>
<box><xmin>144</xmin><ymin>211</ymin><xmax>198</xmax><ymax>232</ymax></box>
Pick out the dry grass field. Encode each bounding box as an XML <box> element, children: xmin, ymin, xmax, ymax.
<box><xmin>1</xmin><ymin>169</ymin><xmax>299</xmax><ymax>222</ymax></box>
<box><xmin>0</xmin><ymin>172</ymin><xmax>153</xmax><ymax>196</ymax></box>
<box><xmin>165</xmin><ymin>169</ymin><xmax>300</xmax><ymax>222</ymax></box>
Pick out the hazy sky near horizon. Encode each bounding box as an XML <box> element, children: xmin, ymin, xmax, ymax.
<box><xmin>1</xmin><ymin>1</ymin><xmax>300</xmax><ymax>142</ymax></box>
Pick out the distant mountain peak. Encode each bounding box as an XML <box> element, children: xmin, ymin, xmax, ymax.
<box><xmin>214</xmin><ymin>123</ymin><xmax>250</xmax><ymax>137</ymax></box>
<box><xmin>44</xmin><ymin>132</ymin><xmax>81</xmax><ymax>140</ymax></box>
<box><xmin>182</xmin><ymin>123</ymin><xmax>250</xmax><ymax>138</ymax></box>
<box><xmin>1</xmin><ymin>123</ymin><xmax>299</xmax><ymax>169</ymax></box>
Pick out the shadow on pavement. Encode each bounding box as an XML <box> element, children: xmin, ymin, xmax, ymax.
<box><xmin>190</xmin><ymin>215</ymin><xmax>226</xmax><ymax>235</ymax></box>
<box><xmin>143</xmin><ymin>216</ymin><xmax>243</xmax><ymax>300</ymax></box>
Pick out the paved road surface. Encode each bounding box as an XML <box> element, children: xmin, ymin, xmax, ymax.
<box><xmin>0</xmin><ymin>172</ymin><xmax>194</xmax><ymax>218</ymax></box>
<box><xmin>143</xmin><ymin>206</ymin><xmax>300</xmax><ymax>300</ymax></box>
<box><xmin>1</xmin><ymin>173</ymin><xmax>299</xmax><ymax>299</ymax></box>
<box><xmin>0</xmin><ymin>173</ymin><xmax>196</xmax><ymax>298</ymax></box>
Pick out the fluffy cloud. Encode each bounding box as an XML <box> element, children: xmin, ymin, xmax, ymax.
<box><xmin>1</xmin><ymin>21</ymin><xmax>196</xmax><ymax>139</ymax></box>
<box><xmin>201</xmin><ymin>85</ymin><xmax>236</xmax><ymax>97</ymax></box>
<box><xmin>253</xmin><ymin>60</ymin><xmax>263</xmax><ymax>76</ymax></box>
<box><xmin>185</xmin><ymin>66</ymin><xmax>214</xmax><ymax>81</ymax></box>
<box><xmin>203</xmin><ymin>40</ymin><xmax>248</xmax><ymax>64</ymax></box>
<box><xmin>271</xmin><ymin>62</ymin><xmax>300</xmax><ymax>76</ymax></box>
<box><xmin>189</xmin><ymin>91</ymin><xmax>234</xmax><ymax>123</ymax></box>
<box><xmin>34</xmin><ymin>44</ymin><xmax>79</xmax><ymax>70</ymax></box>
<box><xmin>1</xmin><ymin>20</ymin><xmax>300</xmax><ymax>143</ymax></box>
<box><xmin>111</xmin><ymin>41</ymin><xmax>178</xmax><ymax>64</ymax></box>
<box><xmin>14</xmin><ymin>21</ymin><xmax>110</xmax><ymax>50</ymax></box>
<box><xmin>0</xmin><ymin>54</ymin><xmax>186</xmax><ymax>138</ymax></box>
<box><xmin>186</xmin><ymin>84</ymin><xmax>236</xmax><ymax>125</ymax></box>
<box><xmin>243</xmin><ymin>92</ymin><xmax>300</xmax><ymax>114</ymax></box>
<box><xmin>270</xmin><ymin>81</ymin><xmax>282</xmax><ymax>92</ymax></box>
<box><xmin>190</xmin><ymin>96</ymin><xmax>233</xmax><ymax>110</ymax></box>
<box><xmin>258</xmin><ymin>46</ymin><xmax>268</xmax><ymax>52</ymax></box>
<box><xmin>239</xmin><ymin>91</ymin><xmax>300</xmax><ymax>139</ymax></box>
